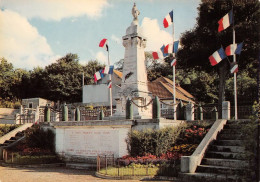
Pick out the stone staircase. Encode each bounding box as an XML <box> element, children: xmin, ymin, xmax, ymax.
<box><xmin>0</xmin><ymin>131</ymin><xmax>25</xmax><ymax>148</ymax></box>
<box><xmin>181</xmin><ymin>120</ymin><xmax>254</xmax><ymax>182</ymax></box>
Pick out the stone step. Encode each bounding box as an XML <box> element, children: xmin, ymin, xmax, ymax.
<box><xmin>217</xmin><ymin>133</ymin><xmax>243</xmax><ymax>140</ymax></box>
<box><xmin>223</xmin><ymin>124</ymin><xmax>242</xmax><ymax>129</ymax></box>
<box><xmin>4</xmin><ymin>140</ymin><xmax>16</xmax><ymax>144</ymax></box>
<box><xmin>179</xmin><ymin>172</ymin><xmax>243</xmax><ymax>182</ymax></box>
<box><xmin>227</xmin><ymin>120</ymin><xmax>251</xmax><ymax>124</ymax></box>
<box><xmin>15</xmin><ymin>132</ymin><xmax>24</xmax><ymax>137</ymax></box>
<box><xmin>213</xmin><ymin>140</ymin><xmax>244</xmax><ymax>146</ymax></box>
<box><xmin>66</xmin><ymin>162</ymin><xmax>96</xmax><ymax>170</ymax></box>
<box><xmin>209</xmin><ymin>145</ymin><xmax>245</xmax><ymax>153</ymax></box>
<box><xmin>205</xmin><ymin>151</ymin><xmax>246</xmax><ymax>160</ymax></box>
<box><xmin>196</xmin><ymin>165</ymin><xmax>248</xmax><ymax>176</ymax></box>
<box><xmin>220</xmin><ymin>129</ymin><xmax>241</xmax><ymax>134</ymax></box>
<box><xmin>201</xmin><ymin>158</ymin><xmax>249</xmax><ymax>168</ymax></box>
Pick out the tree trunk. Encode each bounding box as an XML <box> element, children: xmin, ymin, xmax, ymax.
<box><xmin>218</xmin><ymin>61</ymin><xmax>228</xmax><ymax>119</ymax></box>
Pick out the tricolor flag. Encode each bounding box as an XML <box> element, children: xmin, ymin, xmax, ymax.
<box><xmin>173</xmin><ymin>40</ymin><xmax>179</xmax><ymax>54</ymax></box>
<box><xmin>160</xmin><ymin>45</ymin><xmax>168</xmax><ymax>57</ymax></box>
<box><xmin>107</xmin><ymin>81</ymin><xmax>112</xmax><ymax>88</ymax></box>
<box><xmin>103</xmin><ymin>66</ymin><xmax>110</xmax><ymax>74</ymax></box>
<box><xmin>99</xmin><ymin>38</ymin><xmax>109</xmax><ymax>51</ymax></box>
<box><xmin>94</xmin><ymin>71</ymin><xmax>101</xmax><ymax>82</ymax></box>
<box><xmin>218</xmin><ymin>10</ymin><xmax>233</xmax><ymax>32</ymax></box>
<box><xmin>152</xmin><ymin>51</ymin><xmax>163</xmax><ymax>60</ymax></box>
<box><xmin>230</xmin><ymin>63</ymin><xmax>238</xmax><ymax>74</ymax></box>
<box><xmin>108</xmin><ymin>65</ymin><xmax>114</xmax><ymax>74</ymax></box>
<box><xmin>209</xmin><ymin>47</ymin><xmax>227</xmax><ymax>66</ymax></box>
<box><xmin>152</xmin><ymin>52</ymin><xmax>159</xmax><ymax>60</ymax></box>
<box><xmin>164</xmin><ymin>41</ymin><xmax>179</xmax><ymax>55</ymax></box>
<box><xmin>164</xmin><ymin>44</ymin><xmax>172</xmax><ymax>54</ymax></box>
<box><xmin>99</xmin><ymin>70</ymin><xmax>105</xmax><ymax>78</ymax></box>
<box><xmin>225</xmin><ymin>42</ymin><xmax>243</xmax><ymax>56</ymax></box>
<box><xmin>171</xmin><ymin>59</ymin><xmax>177</xmax><ymax>67</ymax></box>
<box><xmin>163</xmin><ymin>10</ymin><xmax>173</xmax><ymax>28</ymax></box>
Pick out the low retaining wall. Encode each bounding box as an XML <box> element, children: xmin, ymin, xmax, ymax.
<box><xmin>180</xmin><ymin>119</ymin><xmax>227</xmax><ymax>173</ymax></box>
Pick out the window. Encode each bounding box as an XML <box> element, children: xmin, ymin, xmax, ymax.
<box><xmin>28</xmin><ymin>102</ymin><xmax>33</xmax><ymax>108</ymax></box>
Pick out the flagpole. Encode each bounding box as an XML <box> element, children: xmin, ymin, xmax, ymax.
<box><xmin>108</xmin><ymin>48</ymin><xmax>113</xmax><ymax>116</ymax></box>
<box><xmin>232</xmin><ymin>7</ymin><xmax>238</xmax><ymax>120</ymax></box>
<box><xmin>172</xmin><ymin>11</ymin><xmax>177</xmax><ymax>120</ymax></box>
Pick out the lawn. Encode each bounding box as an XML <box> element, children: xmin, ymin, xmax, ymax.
<box><xmin>99</xmin><ymin>165</ymin><xmax>159</xmax><ymax>176</ymax></box>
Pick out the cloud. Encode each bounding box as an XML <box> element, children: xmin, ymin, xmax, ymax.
<box><xmin>0</xmin><ymin>9</ymin><xmax>58</xmax><ymax>69</ymax></box>
<box><xmin>111</xmin><ymin>34</ymin><xmax>121</xmax><ymax>44</ymax></box>
<box><xmin>95</xmin><ymin>51</ymin><xmax>107</xmax><ymax>65</ymax></box>
<box><xmin>1</xmin><ymin>0</ymin><xmax>109</xmax><ymax>21</ymax></box>
<box><xmin>141</xmin><ymin>17</ymin><xmax>173</xmax><ymax>52</ymax></box>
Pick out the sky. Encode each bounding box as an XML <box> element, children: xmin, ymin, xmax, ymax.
<box><xmin>0</xmin><ymin>0</ymin><xmax>201</xmax><ymax>70</ymax></box>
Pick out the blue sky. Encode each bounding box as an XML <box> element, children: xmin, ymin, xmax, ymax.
<box><xmin>0</xmin><ymin>0</ymin><xmax>201</xmax><ymax>70</ymax></box>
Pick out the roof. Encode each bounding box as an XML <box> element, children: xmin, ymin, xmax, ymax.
<box><xmin>113</xmin><ymin>70</ymin><xmax>195</xmax><ymax>103</ymax></box>
<box><xmin>113</xmin><ymin>70</ymin><xmax>123</xmax><ymax>79</ymax></box>
<box><xmin>148</xmin><ymin>77</ymin><xmax>195</xmax><ymax>102</ymax></box>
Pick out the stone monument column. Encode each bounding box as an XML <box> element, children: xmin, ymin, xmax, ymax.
<box><xmin>114</xmin><ymin>3</ymin><xmax>152</xmax><ymax>119</ymax></box>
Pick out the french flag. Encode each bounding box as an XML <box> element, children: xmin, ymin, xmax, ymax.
<box><xmin>103</xmin><ymin>66</ymin><xmax>110</xmax><ymax>74</ymax></box>
<box><xmin>164</xmin><ymin>41</ymin><xmax>179</xmax><ymax>55</ymax></box>
<box><xmin>152</xmin><ymin>52</ymin><xmax>159</xmax><ymax>60</ymax></box>
<box><xmin>230</xmin><ymin>63</ymin><xmax>238</xmax><ymax>74</ymax></box>
<box><xmin>173</xmin><ymin>40</ymin><xmax>179</xmax><ymax>54</ymax></box>
<box><xmin>107</xmin><ymin>81</ymin><xmax>112</xmax><ymax>88</ymax></box>
<box><xmin>99</xmin><ymin>38</ymin><xmax>109</xmax><ymax>51</ymax></box>
<box><xmin>94</xmin><ymin>71</ymin><xmax>101</xmax><ymax>82</ymax></box>
<box><xmin>108</xmin><ymin>65</ymin><xmax>114</xmax><ymax>74</ymax></box>
<box><xmin>171</xmin><ymin>59</ymin><xmax>177</xmax><ymax>67</ymax></box>
<box><xmin>163</xmin><ymin>44</ymin><xmax>173</xmax><ymax>54</ymax></box>
<box><xmin>99</xmin><ymin>70</ymin><xmax>105</xmax><ymax>78</ymax></box>
<box><xmin>209</xmin><ymin>47</ymin><xmax>227</xmax><ymax>66</ymax></box>
<box><xmin>163</xmin><ymin>10</ymin><xmax>173</xmax><ymax>28</ymax></box>
<box><xmin>160</xmin><ymin>45</ymin><xmax>168</xmax><ymax>57</ymax></box>
<box><xmin>225</xmin><ymin>42</ymin><xmax>243</xmax><ymax>56</ymax></box>
<box><xmin>218</xmin><ymin>10</ymin><xmax>233</xmax><ymax>32</ymax></box>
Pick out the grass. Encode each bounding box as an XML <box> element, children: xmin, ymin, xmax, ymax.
<box><xmin>99</xmin><ymin>166</ymin><xmax>159</xmax><ymax>176</ymax></box>
<box><xmin>5</xmin><ymin>154</ymin><xmax>60</xmax><ymax>165</ymax></box>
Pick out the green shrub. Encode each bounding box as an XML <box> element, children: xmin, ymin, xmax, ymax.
<box><xmin>25</xmin><ymin>125</ymin><xmax>55</xmax><ymax>152</ymax></box>
<box><xmin>126</xmin><ymin>124</ymin><xmax>187</xmax><ymax>157</ymax></box>
<box><xmin>0</xmin><ymin>124</ymin><xmax>20</xmax><ymax>137</ymax></box>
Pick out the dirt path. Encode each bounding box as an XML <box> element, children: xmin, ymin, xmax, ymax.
<box><xmin>0</xmin><ymin>166</ymin><xmax>174</xmax><ymax>182</ymax></box>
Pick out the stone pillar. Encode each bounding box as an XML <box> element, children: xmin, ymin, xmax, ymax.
<box><xmin>222</xmin><ymin>101</ymin><xmax>230</xmax><ymax>119</ymax></box>
<box><xmin>186</xmin><ymin>103</ymin><xmax>194</xmax><ymax>121</ymax></box>
<box><xmin>75</xmin><ymin>107</ymin><xmax>80</xmax><ymax>121</ymax></box>
<box><xmin>152</xmin><ymin>96</ymin><xmax>160</xmax><ymax>119</ymax></box>
<box><xmin>62</xmin><ymin>104</ymin><xmax>68</xmax><ymax>121</ymax></box>
<box><xmin>71</xmin><ymin>108</ymin><xmax>75</xmax><ymax>121</ymax></box>
<box><xmin>20</xmin><ymin>105</ymin><xmax>23</xmax><ymax>114</ymax></box>
<box><xmin>44</xmin><ymin>105</ymin><xmax>50</xmax><ymax>122</ymax></box>
<box><xmin>34</xmin><ymin>106</ymin><xmax>40</xmax><ymax>123</ymax></box>
<box><xmin>54</xmin><ymin>111</ymin><xmax>60</xmax><ymax>122</ymax></box>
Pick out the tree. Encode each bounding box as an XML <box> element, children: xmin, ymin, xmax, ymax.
<box><xmin>43</xmin><ymin>53</ymin><xmax>83</xmax><ymax>103</ymax></box>
<box><xmin>177</xmin><ymin>0</ymin><xmax>259</xmax><ymax>116</ymax></box>
<box><xmin>82</xmin><ymin>60</ymin><xmax>105</xmax><ymax>85</ymax></box>
<box><xmin>0</xmin><ymin>58</ymin><xmax>19</xmax><ymax>101</ymax></box>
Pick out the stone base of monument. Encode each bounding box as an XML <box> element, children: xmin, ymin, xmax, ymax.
<box><xmin>42</xmin><ymin>118</ymin><xmax>183</xmax><ymax>166</ymax></box>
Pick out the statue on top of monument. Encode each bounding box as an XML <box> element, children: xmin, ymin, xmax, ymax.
<box><xmin>132</xmin><ymin>3</ymin><xmax>140</xmax><ymax>21</ymax></box>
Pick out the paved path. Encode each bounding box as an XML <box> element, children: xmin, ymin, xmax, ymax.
<box><xmin>0</xmin><ymin>166</ymin><xmax>174</xmax><ymax>182</ymax></box>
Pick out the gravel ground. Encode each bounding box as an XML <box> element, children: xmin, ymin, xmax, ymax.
<box><xmin>0</xmin><ymin>166</ymin><xmax>174</xmax><ymax>182</ymax></box>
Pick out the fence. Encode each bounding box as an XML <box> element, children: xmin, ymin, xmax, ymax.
<box><xmin>15</xmin><ymin>103</ymin><xmax>254</xmax><ymax>123</ymax></box>
<box><xmin>2</xmin><ymin>149</ymin><xmax>59</xmax><ymax>164</ymax></box>
<box><xmin>96</xmin><ymin>154</ymin><xmax>179</xmax><ymax>178</ymax></box>
<box><xmin>15</xmin><ymin>114</ymin><xmax>35</xmax><ymax>124</ymax></box>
